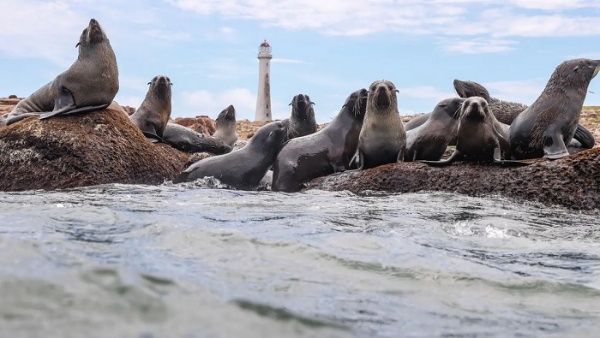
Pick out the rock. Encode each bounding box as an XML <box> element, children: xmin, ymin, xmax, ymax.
<box><xmin>307</xmin><ymin>149</ymin><xmax>600</xmax><ymax>210</ymax></box>
<box><xmin>174</xmin><ymin>116</ymin><xmax>216</xmax><ymax>135</ymax></box>
<box><xmin>0</xmin><ymin>103</ymin><xmax>189</xmax><ymax>191</ymax></box>
<box><xmin>121</xmin><ymin>105</ymin><xmax>136</xmax><ymax>115</ymax></box>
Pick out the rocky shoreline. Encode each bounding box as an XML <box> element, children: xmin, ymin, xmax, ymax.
<box><xmin>1</xmin><ymin>97</ymin><xmax>600</xmax><ymax>210</ymax></box>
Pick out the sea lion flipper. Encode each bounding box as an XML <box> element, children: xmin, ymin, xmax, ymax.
<box><xmin>349</xmin><ymin>150</ymin><xmax>363</xmax><ymax>170</ymax></box>
<box><xmin>543</xmin><ymin>130</ymin><xmax>569</xmax><ymax>160</ymax></box>
<box><xmin>573</xmin><ymin>124</ymin><xmax>595</xmax><ymax>149</ymax></box>
<box><xmin>142</xmin><ymin>131</ymin><xmax>164</xmax><ymax>143</ymax></box>
<box><xmin>421</xmin><ymin>149</ymin><xmax>461</xmax><ymax>167</ymax></box>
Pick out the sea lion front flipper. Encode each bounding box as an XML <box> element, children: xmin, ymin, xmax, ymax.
<box><xmin>39</xmin><ymin>103</ymin><xmax>110</xmax><ymax>120</ymax></box>
<box><xmin>573</xmin><ymin>124</ymin><xmax>595</xmax><ymax>149</ymax></box>
<box><xmin>543</xmin><ymin>130</ymin><xmax>569</xmax><ymax>160</ymax></box>
<box><xmin>349</xmin><ymin>149</ymin><xmax>364</xmax><ymax>170</ymax></box>
<box><xmin>421</xmin><ymin>149</ymin><xmax>461</xmax><ymax>167</ymax></box>
<box><xmin>142</xmin><ymin>131</ymin><xmax>164</xmax><ymax>143</ymax></box>
<box><xmin>493</xmin><ymin>147</ymin><xmax>531</xmax><ymax>166</ymax></box>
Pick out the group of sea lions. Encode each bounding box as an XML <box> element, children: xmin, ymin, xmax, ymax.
<box><xmin>1</xmin><ymin>19</ymin><xmax>598</xmax><ymax>193</ymax></box>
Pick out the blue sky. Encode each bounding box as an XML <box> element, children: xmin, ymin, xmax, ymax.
<box><xmin>2</xmin><ymin>0</ymin><xmax>600</xmax><ymax>122</ymax></box>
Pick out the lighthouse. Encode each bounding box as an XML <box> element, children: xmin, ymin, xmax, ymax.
<box><xmin>255</xmin><ymin>40</ymin><xmax>272</xmax><ymax>122</ymax></box>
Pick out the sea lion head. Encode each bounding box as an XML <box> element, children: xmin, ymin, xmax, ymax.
<box><xmin>368</xmin><ymin>80</ymin><xmax>398</xmax><ymax>112</ymax></box>
<box><xmin>216</xmin><ymin>105</ymin><xmax>236</xmax><ymax>128</ymax></box>
<box><xmin>461</xmin><ymin>97</ymin><xmax>490</xmax><ymax>121</ymax></box>
<box><xmin>432</xmin><ymin>97</ymin><xmax>465</xmax><ymax>120</ymax></box>
<box><xmin>343</xmin><ymin>88</ymin><xmax>369</xmax><ymax>120</ymax></box>
<box><xmin>77</xmin><ymin>18</ymin><xmax>108</xmax><ymax>49</ymax></box>
<box><xmin>250</xmin><ymin>121</ymin><xmax>287</xmax><ymax>150</ymax></box>
<box><xmin>290</xmin><ymin>94</ymin><xmax>315</xmax><ymax>121</ymax></box>
<box><xmin>147</xmin><ymin>75</ymin><xmax>173</xmax><ymax>100</ymax></box>
<box><xmin>453</xmin><ymin>80</ymin><xmax>491</xmax><ymax>102</ymax></box>
<box><xmin>550</xmin><ymin>58</ymin><xmax>600</xmax><ymax>90</ymax></box>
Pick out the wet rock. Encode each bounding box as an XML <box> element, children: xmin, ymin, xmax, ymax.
<box><xmin>307</xmin><ymin>149</ymin><xmax>600</xmax><ymax>210</ymax></box>
<box><xmin>0</xmin><ymin>103</ymin><xmax>188</xmax><ymax>191</ymax></box>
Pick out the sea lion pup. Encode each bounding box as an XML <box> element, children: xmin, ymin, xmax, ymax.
<box><xmin>510</xmin><ymin>59</ymin><xmax>600</xmax><ymax>160</ymax></box>
<box><xmin>284</xmin><ymin>94</ymin><xmax>317</xmax><ymax>140</ymax></box>
<box><xmin>404</xmin><ymin>97</ymin><xmax>464</xmax><ymax>161</ymax></box>
<box><xmin>424</xmin><ymin>97</ymin><xmax>523</xmax><ymax>166</ymax></box>
<box><xmin>453</xmin><ymin>79</ymin><xmax>595</xmax><ymax>149</ymax></box>
<box><xmin>6</xmin><ymin>19</ymin><xmax>118</xmax><ymax>125</ymax></box>
<box><xmin>212</xmin><ymin>105</ymin><xmax>238</xmax><ymax>147</ymax></box>
<box><xmin>130</xmin><ymin>75</ymin><xmax>172</xmax><ymax>142</ymax></box>
<box><xmin>272</xmin><ymin>89</ymin><xmax>368</xmax><ymax>192</ymax></box>
<box><xmin>174</xmin><ymin>121</ymin><xmax>287</xmax><ymax>190</ymax></box>
<box><xmin>352</xmin><ymin>80</ymin><xmax>406</xmax><ymax>169</ymax></box>
<box><xmin>163</xmin><ymin>123</ymin><xmax>231</xmax><ymax>154</ymax></box>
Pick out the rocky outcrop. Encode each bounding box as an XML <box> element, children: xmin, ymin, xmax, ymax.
<box><xmin>0</xmin><ymin>103</ymin><xmax>188</xmax><ymax>191</ymax></box>
<box><xmin>307</xmin><ymin>149</ymin><xmax>600</xmax><ymax>210</ymax></box>
<box><xmin>174</xmin><ymin>116</ymin><xmax>216</xmax><ymax>135</ymax></box>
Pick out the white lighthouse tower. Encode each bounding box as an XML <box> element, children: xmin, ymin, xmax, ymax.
<box><xmin>255</xmin><ymin>40</ymin><xmax>272</xmax><ymax>122</ymax></box>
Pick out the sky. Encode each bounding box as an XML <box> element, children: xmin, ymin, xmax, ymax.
<box><xmin>2</xmin><ymin>1</ymin><xmax>600</xmax><ymax>122</ymax></box>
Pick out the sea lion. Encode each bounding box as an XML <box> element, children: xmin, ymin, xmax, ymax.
<box><xmin>352</xmin><ymin>80</ymin><xmax>406</xmax><ymax>169</ymax></box>
<box><xmin>212</xmin><ymin>105</ymin><xmax>238</xmax><ymax>147</ymax></box>
<box><xmin>272</xmin><ymin>88</ymin><xmax>368</xmax><ymax>192</ymax></box>
<box><xmin>174</xmin><ymin>121</ymin><xmax>287</xmax><ymax>190</ymax></box>
<box><xmin>163</xmin><ymin>123</ymin><xmax>231</xmax><ymax>154</ymax></box>
<box><xmin>5</xmin><ymin>19</ymin><xmax>118</xmax><ymax>125</ymax></box>
<box><xmin>510</xmin><ymin>59</ymin><xmax>600</xmax><ymax>159</ymax></box>
<box><xmin>453</xmin><ymin>79</ymin><xmax>595</xmax><ymax>149</ymax></box>
<box><xmin>284</xmin><ymin>94</ymin><xmax>317</xmax><ymax>140</ymax></box>
<box><xmin>404</xmin><ymin>97</ymin><xmax>464</xmax><ymax>161</ymax></box>
<box><xmin>130</xmin><ymin>75</ymin><xmax>172</xmax><ymax>142</ymax></box>
<box><xmin>424</xmin><ymin>97</ymin><xmax>516</xmax><ymax>166</ymax></box>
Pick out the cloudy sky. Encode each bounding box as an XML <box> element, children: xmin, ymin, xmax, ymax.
<box><xmin>2</xmin><ymin>0</ymin><xmax>600</xmax><ymax>122</ymax></box>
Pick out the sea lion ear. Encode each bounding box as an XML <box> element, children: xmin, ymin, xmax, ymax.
<box><xmin>395</xmin><ymin>89</ymin><xmax>399</xmax><ymax>93</ymax></box>
<box><xmin>75</xmin><ymin>42</ymin><xmax>80</xmax><ymax>47</ymax></box>
<box><xmin>288</xmin><ymin>101</ymin><xmax>293</xmax><ymax>106</ymax></box>
<box><xmin>310</xmin><ymin>101</ymin><xmax>315</xmax><ymax>105</ymax></box>
<box><xmin>147</xmin><ymin>81</ymin><xmax>151</xmax><ymax>85</ymax></box>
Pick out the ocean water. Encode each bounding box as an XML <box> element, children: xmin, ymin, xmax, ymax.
<box><xmin>1</xmin><ymin>182</ymin><xmax>599</xmax><ymax>337</ymax></box>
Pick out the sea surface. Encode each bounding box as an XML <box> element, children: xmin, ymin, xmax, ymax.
<box><xmin>1</xmin><ymin>182</ymin><xmax>599</xmax><ymax>338</ymax></box>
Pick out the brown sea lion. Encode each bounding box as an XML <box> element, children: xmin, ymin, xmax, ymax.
<box><xmin>272</xmin><ymin>89</ymin><xmax>368</xmax><ymax>192</ymax></box>
<box><xmin>174</xmin><ymin>121</ymin><xmax>287</xmax><ymax>190</ymax></box>
<box><xmin>510</xmin><ymin>59</ymin><xmax>600</xmax><ymax>159</ymax></box>
<box><xmin>212</xmin><ymin>105</ymin><xmax>238</xmax><ymax>148</ymax></box>
<box><xmin>404</xmin><ymin>98</ymin><xmax>463</xmax><ymax>161</ymax></box>
<box><xmin>424</xmin><ymin>97</ymin><xmax>517</xmax><ymax>166</ymax></box>
<box><xmin>284</xmin><ymin>94</ymin><xmax>317</xmax><ymax>140</ymax></box>
<box><xmin>5</xmin><ymin>19</ymin><xmax>118</xmax><ymax>125</ymax></box>
<box><xmin>352</xmin><ymin>80</ymin><xmax>406</xmax><ymax>169</ymax></box>
<box><xmin>163</xmin><ymin>123</ymin><xmax>231</xmax><ymax>154</ymax></box>
<box><xmin>130</xmin><ymin>75</ymin><xmax>172</xmax><ymax>142</ymax></box>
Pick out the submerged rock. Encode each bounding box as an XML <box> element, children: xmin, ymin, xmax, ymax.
<box><xmin>0</xmin><ymin>103</ymin><xmax>188</xmax><ymax>191</ymax></box>
<box><xmin>307</xmin><ymin>149</ymin><xmax>600</xmax><ymax>210</ymax></box>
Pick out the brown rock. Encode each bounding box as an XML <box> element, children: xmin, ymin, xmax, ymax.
<box><xmin>307</xmin><ymin>149</ymin><xmax>600</xmax><ymax>210</ymax></box>
<box><xmin>174</xmin><ymin>115</ymin><xmax>216</xmax><ymax>135</ymax></box>
<box><xmin>0</xmin><ymin>104</ymin><xmax>189</xmax><ymax>191</ymax></box>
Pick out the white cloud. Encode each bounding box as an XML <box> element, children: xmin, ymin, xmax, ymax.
<box><xmin>0</xmin><ymin>1</ymin><xmax>86</xmax><ymax>66</ymax></box>
<box><xmin>179</xmin><ymin>88</ymin><xmax>256</xmax><ymax>119</ymax></box>
<box><xmin>441</xmin><ymin>38</ymin><xmax>516</xmax><ymax>54</ymax></box>
<box><xmin>143</xmin><ymin>29</ymin><xmax>193</xmax><ymax>41</ymax></box>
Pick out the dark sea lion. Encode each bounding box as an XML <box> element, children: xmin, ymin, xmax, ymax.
<box><xmin>453</xmin><ymin>79</ymin><xmax>595</xmax><ymax>149</ymax></box>
<box><xmin>352</xmin><ymin>80</ymin><xmax>406</xmax><ymax>169</ymax></box>
<box><xmin>130</xmin><ymin>75</ymin><xmax>172</xmax><ymax>142</ymax></box>
<box><xmin>6</xmin><ymin>19</ymin><xmax>118</xmax><ymax>125</ymax></box>
<box><xmin>424</xmin><ymin>97</ymin><xmax>515</xmax><ymax>166</ymax></box>
<box><xmin>174</xmin><ymin>121</ymin><xmax>287</xmax><ymax>190</ymax></box>
<box><xmin>212</xmin><ymin>104</ymin><xmax>238</xmax><ymax>147</ymax></box>
<box><xmin>405</xmin><ymin>97</ymin><xmax>463</xmax><ymax>161</ymax></box>
<box><xmin>510</xmin><ymin>59</ymin><xmax>600</xmax><ymax>160</ymax></box>
<box><xmin>284</xmin><ymin>94</ymin><xmax>317</xmax><ymax>140</ymax></box>
<box><xmin>163</xmin><ymin>123</ymin><xmax>231</xmax><ymax>154</ymax></box>
<box><xmin>272</xmin><ymin>89</ymin><xmax>368</xmax><ymax>192</ymax></box>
